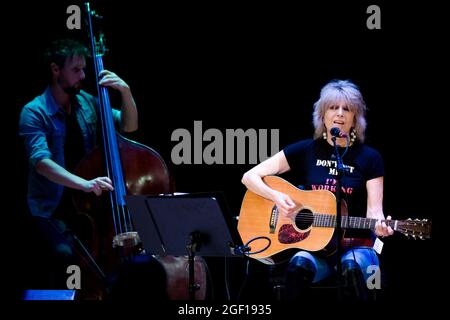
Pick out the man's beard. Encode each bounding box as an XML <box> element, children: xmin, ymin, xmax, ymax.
<box><xmin>63</xmin><ymin>83</ymin><xmax>82</xmax><ymax>97</ymax></box>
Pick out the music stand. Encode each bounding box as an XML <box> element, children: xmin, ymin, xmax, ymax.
<box><xmin>125</xmin><ymin>192</ymin><xmax>244</xmax><ymax>300</ymax></box>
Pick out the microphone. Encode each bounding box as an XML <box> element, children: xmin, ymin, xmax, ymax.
<box><xmin>330</xmin><ymin>127</ymin><xmax>348</xmax><ymax>138</ymax></box>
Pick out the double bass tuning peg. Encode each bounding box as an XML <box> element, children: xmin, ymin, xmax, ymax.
<box><xmin>95</xmin><ymin>34</ymin><xmax>109</xmax><ymax>55</ymax></box>
<box><xmin>90</xmin><ymin>10</ymin><xmax>103</xmax><ymax>19</ymax></box>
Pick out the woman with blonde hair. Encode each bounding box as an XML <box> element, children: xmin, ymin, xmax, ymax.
<box><xmin>241</xmin><ymin>79</ymin><xmax>393</xmax><ymax>300</ymax></box>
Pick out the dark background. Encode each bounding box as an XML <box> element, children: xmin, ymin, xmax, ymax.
<box><xmin>5</xmin><ymin>0</ymin><xmax>446</xmax><ymax>308</ymax></box>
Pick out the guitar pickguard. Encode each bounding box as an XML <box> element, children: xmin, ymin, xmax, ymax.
<box><xmin>278</xmin><ymin>224</ymin><xmax>310</xmax><ymax>244</ymax></box>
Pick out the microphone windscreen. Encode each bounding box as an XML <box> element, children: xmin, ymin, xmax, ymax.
<box><xmin>330</xmin><ymin>127</ymin><xmax>340</xmax><ymax>136</ymax></box>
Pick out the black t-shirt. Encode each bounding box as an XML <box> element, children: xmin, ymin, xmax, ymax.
<box><xmin>283</xmin><ymin>139</ymin><xmax>384</xmax><ymax>237</ymax></box>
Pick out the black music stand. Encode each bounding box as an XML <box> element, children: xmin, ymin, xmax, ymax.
<box><xmin>125</xmin><ymin>192</ymin><xmax>244</xmax><ymax>300</ymax></box>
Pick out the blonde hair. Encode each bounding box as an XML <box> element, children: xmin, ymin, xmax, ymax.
<box><xmin>312</xmin><ymin>79</ymin><xmax>367</xmax><ymax>142</ymax></box>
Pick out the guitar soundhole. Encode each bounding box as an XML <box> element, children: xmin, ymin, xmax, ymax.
<box><xmin>294</xmin><ymin>209</ymin><xmax>313</xmax><ymax>231</ymax></box>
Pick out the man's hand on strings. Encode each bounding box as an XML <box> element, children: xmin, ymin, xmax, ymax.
<box><xmin>83</xmin><ymin>176</ymin><xmax>114</xmax><ymax>196</ymax></box>
<box><xmin>99</xmin><ymin>70</ymin><xmax>130</xmax><ymax>93</ymax></box>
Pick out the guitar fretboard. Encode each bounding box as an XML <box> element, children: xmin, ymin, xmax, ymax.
<box><xmin>312</xmin><ymin>213</ymin><xmax>397</xmax><ymax>230</ymax></box>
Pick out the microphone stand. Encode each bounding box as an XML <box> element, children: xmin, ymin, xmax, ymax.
<box><xmin>331</xmin><ymin>135</ymin><xmax>348</xmax><ymax>300</ymax></box>
<box><xmin>186</xmin><ymin>231</ymin><xmax>202</xmax><ymax>301</ymax></box>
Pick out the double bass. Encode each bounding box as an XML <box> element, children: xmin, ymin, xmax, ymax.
<box><xmin>71</xmin><ymin>2</ymin><xmax>208</xmax><ymax>300</ymax></box>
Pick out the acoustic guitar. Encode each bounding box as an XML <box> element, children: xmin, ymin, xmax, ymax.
<box><xmin>237</xmin><ymin>176</ymin><xmax>431</xmax><ymax>264</ymax></box>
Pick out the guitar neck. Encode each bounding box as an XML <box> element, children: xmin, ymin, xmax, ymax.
<box><xmin>312</xmin><ymin>214</ymin><xmax>397</xmax><ymax>231</ymax></box>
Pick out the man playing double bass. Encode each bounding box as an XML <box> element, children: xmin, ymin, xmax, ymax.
<box><xmin>19</xmin><ymin>38</ymin><xmax>165</xmax><ymax>299</ymax></box>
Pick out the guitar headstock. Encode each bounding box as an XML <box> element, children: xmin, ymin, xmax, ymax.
<box><xmin>396</xmin><ymin>218</ymin><xmax>432</xmax><ymax>239</ymax></box>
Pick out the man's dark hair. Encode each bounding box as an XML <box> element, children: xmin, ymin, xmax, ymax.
<box><xmin>44</xmin><ymin>38</ymin><xmax>90</xmax><ymax>68</ymax></box>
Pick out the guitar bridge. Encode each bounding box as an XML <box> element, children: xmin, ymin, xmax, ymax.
<box><xmin>269</xmin><ymin>205</ymin><xmax>278</xmax><ymax>233</ymax></box>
